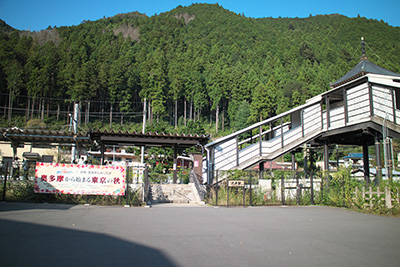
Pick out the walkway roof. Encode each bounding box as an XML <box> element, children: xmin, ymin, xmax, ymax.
<box><xmin>0</xmin><ymin>127</ymin><xmax>210</xmax><ymax>149</ymax></box>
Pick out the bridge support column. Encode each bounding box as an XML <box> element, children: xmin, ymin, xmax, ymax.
<box><xmin>291</xmin><ymin>152</ymin><xmax>296</xmax><ymax>171</ymax></box>
<box><xmin>323</xmin><ymin>143</ymin><xmax>329</xmax><ymax>187</ymax></box>
<box><xmin>375</xmin><ymin>135</ymin><xmax>382</xmax><ymax>185</ymax></box>
<box><xmin>362</xmin><ymin>143</ymin><xmax>370</xmax><ymax>186</ymax></box>
<box><xmin>323</xmin><ymin>143</ymin><xmax>329</xmax><ymax>172</ymax></box>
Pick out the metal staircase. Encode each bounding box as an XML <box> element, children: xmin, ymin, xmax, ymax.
<box><xmin>205</xmin><ymin>73</ymin><xmax>400</xmax><ymax>180</ymax></box>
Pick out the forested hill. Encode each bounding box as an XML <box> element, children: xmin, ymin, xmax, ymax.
<box><xmin>1</xmin><ymin>3</ymin><xmax>400</xmax><ymax>135</ymax></box>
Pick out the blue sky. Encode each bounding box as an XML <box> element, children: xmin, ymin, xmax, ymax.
<box><xmin>1</xmin><ymin>0</ymin><xmax>399</xmax><ymax>31</ymax></box>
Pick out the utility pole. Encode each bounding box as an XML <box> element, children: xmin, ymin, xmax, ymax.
<box><xmin>141</xmin><ymin>98</ymin><xmax>147</xmax><ymax>164</ymax></box>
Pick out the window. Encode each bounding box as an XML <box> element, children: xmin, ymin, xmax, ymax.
<box><xmin>395</xmin><ymin>89</ymin><xmax>400</xmax><ymax>110</ymax></box>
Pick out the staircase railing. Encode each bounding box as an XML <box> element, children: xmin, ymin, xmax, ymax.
<box><xmin>190</xmin><ymin>169</ymin><xmax>206</xmax><ymax>200</ymax></box>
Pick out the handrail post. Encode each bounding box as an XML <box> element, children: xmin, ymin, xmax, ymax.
<box><xmin>259</xmin><ymin>126</ymin><xmax>262</xmax><ymax>156</ymax></box>
<box><xmin>236</xmin><ymin>136</ymin><xmax>239</xmax><ymax>167</ymax></box>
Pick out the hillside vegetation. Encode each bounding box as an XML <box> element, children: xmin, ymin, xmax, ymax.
<box><xmin>1</xmin><ymin>3</ymin><xmax>399</xmax><ymax>136</ymax></box>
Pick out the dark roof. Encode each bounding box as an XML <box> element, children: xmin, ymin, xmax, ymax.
<box><xmin>0</xmin><ymin>127</ymin><xmax>90</xmax><ymax>145</ymax></box>
<box><xmin>331</xmin><ymin>58</ymin><xmax>400</xmax><ymax>88</ymax></box>
<box><xmin>0</xmin><ymin>127</ymin><xmax>210</xmax><ymax>149</ymax></box>
<box><xmin>89</xmin><ymin>130</ymin><xmax>210</xmax><ymax>148</ymax></box>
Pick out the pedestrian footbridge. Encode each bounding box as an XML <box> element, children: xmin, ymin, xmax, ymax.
<box><xmin>205</xmin><ymin>56</ymin><xmax>400</xmax><ymax>183</ymax></box>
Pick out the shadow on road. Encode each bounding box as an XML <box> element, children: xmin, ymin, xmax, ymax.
<box><xmin>0</xmin><ymin>202</ymin><xmax>76</xmax><ymax>212</ymax></box>
<box><xmin>0</xmin><ymin>219</ymin><xmax>177</xmax><ymax>267</ymax></box>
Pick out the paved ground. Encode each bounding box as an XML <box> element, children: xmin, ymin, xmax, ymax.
<box><xmin>1</xmin><ymin>202</ymin><xmax>400</xmax><ymax>267</ymax></box>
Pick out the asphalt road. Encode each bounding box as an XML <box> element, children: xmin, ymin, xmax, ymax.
<box><xmin>1</xmin><ymin>202</ymin><xmax>399</xmax><ymax>267</ymax></box>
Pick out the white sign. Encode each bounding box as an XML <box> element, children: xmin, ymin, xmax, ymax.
<box><xmin>228</xmin><ymin>180</ymin><xmax>245</xmax><ymax>187</ymax></box>
<box><xmin>34</xmin><ymin>163</ymin><xmax>126</xmax><ymax>195</ymax></box>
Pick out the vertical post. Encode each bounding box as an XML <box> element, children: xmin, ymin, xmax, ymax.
<box><xmin>215</xmin><ymin>170</ymin><xmax>219</xmax><ymax>206</ymax></box>
<box><xmin>259</xmin><ymin>125</ymin><xmax>262</xmax><ymax>156</ymax></box>
<box><xmin>296</xmin><ymin>172</ymin><xmax>300</xmax><ymax>205</ymax></box>
<box><xmin>281</xmin><ymin>175</ymin><xmax>285</xmax><ymax>205</ymax></box>
<box><xmin>243</xmin><ymin>183</ymin><xmax>245</xmax><ymax>208</ymax></box>
<box><xmin>375</xmin><ymin>135</ymin><xmax>382</xmax><ymax>185</ymax></box>
<box><xmin>310</xmin><ymin>171</ymin><xmax>314</xmax><ymax>205</ymax></box>
<box><xmin>226</xmin><ymin>181</ymin><xmax>229</xmax><ymax>208</ymax></box>
<box><xmin>362</xmin><ymin>143</ymin><xmax>370</xmax><ymax>186</ymax></box>
<box><xmin>249</xmin><ymin>171</ymin><xmax>252</xmax><ymax>207</ymax></box>
<box><xmin>71</xmin><ymin>102</ymin><xmax>79</xmax><ymax>163</ymax></box>
<box><xmin>100</xmin><ymin>142</ymin><xmax>105</xmax><ymax>165</ymax></box>
<box><xmin>303</xmin><ymin>144</ymin><xmax>308</xmax><ymax>175</ymax></box>
<box><xmin>291</xmin><ymin>152</ymin><xmax>296</xmax><ymax>171</ymax></box>
<box><xmin>391</xmin><ymin>90</ymin><xmax>397</xmax><ymax>124</ymax></box>
<box><xmin>301</xmin><ymin>110</ymin><xmax>304</xmax><ymax>137</ymax></box>
<box><xmin>173</xmin><ymin>146</ymin><xmax>178</xmax><ymax>184</ymax></box>
<box><xmin>387</xmin><ymin>138</ymin><xmax>393</xmax><ymax>181</ymax></box>
<box><xmin>2</xmin><ymin>162</ymin><xmax>9</xmax><ymax>201</ymax></box>
<box><xmin>385</xmin><ymin>186</ymin><xmax>392</xmax><ymax>209</ymax></box>
<box><xmin>280</xmin><ymin>117</ymin><xmax>284</xmax><ymax>148</ymax></box>
<box><xmin>141</xmin><ymin>98</ymin><xmax>147</xmax><ymax>164</ymax></box>
<box><xmin>236</xmin><ymin>136</ymin><xmax>239</xmax><ymax>167</ymax></box>
<box><xmin>259</xmin><ymin>162</ymin><xmax>264</xmax><ymax>180</ymax></box>
<box><xmin>343</xmin><ymin>89</ymin><xmax>348</xmax><ymax>125</ymax></box>
<box><xmin>324</xmin><ymin>143</ymin><xmax>329</xmax><ymax>190</ymax></box>
<box><xmin>326</xmin><ymin>96</ymin><xmax>330</xmax><ymax>128</ymax></box>
<box><xmin>324</xmin><ymin>143</ymin><xmax>329</xmax><ymax>171</ymax></box>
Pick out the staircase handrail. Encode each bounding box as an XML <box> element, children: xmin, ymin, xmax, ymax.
<box><xmin>205</xmin><ymin>96</ymin><xmax>321</xmax><ymax>148</ymax></box>
<box><xmin>190</xmin><ymin>169</ymin><xmax>206</xmax><ymax>200</ymax></box>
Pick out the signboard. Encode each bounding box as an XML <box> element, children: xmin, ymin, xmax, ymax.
<box><xmin>228</xmin><ymin>180</ymin><xmax>245</xmax><ymax>187</ymax></box>
<box><xmin>34</xmin><ymin>163</ymin><xmax>126</xmax><ymax>195</ymax></box>
<box><xmin>131</xmin><ymin>165</ymin><xmax>145</xmax><ymax>184</ymax></box>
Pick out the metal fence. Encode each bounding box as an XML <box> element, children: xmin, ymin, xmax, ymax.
<box><xmin>1</xmin><ymin>163</ymin><xmax>148</xmax><ymax>206</ymax></box>
<box><xmin>207</xmin><ymin>170</ymin><xmax>323</xmax><ymax>207</ymax></box>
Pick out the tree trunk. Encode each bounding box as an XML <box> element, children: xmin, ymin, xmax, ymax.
<box><xmin>184</xmin><ymin>96</ymin><xmax>187</xmax><ymax>127</ymax></box>
<box><xmin>190</xmin><ymin>98</ymin><xmax>193</xmax><ymax>121</ymax></box>
<box><xmin>175</xmin><ymin>100</ymin><xmax>178</xmax><ymax>129</ymax></box>
<box><xmin>31</xmin><ymin>98</ymin><xmax>35</xmax><ymax>119</ymax></box>
<box><xmin>26</xmin><ymin>97</ymin><xmax>30</xmax><ymax>122</ymax></box>
<box><xmin>215</xmin><ymin>105</ymin><xmax>219</xmax><ymax>134</ymax></box>
<box><xmin>41</xmin><ymin>98</ymin><xmax>45</xmax><ymax>122</ymax></box>
<box><xmin>67</xmin><ymin>103</ymin><xmax>70</xmax><ymax>126</ymax></box>
<box><xmin>8</xmin><ymin>90</ymin><xmax>12</xmax><ymax>124</ymax></box>
<box><xmin>110</xmin><ymin>103</ymin><xmax>113</xmax><ymax>128</ymax></box>
<box><xmin>222</xmin><ymin>105</ymin><xmax>225</xmax><ymax>132</ymax></box>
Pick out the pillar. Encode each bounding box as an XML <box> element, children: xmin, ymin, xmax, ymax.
<box><xmin>323</xmin><ymin>143</ymin><xmax>329</xmax><ymax>172</ymax></box>
<box><xmin>291</xmin><ymin>152</ymin><xmax>296</xmax><ymax>171</ymax></box>
<box><xmin>362</xmin><ymin>143</ymin><xmax>370</xmax><ymax>186</ymax></box>
<box><xmin>173</xmin><ymin>146</ymin><xmax>177</xmax><ymax>184</ymax></box>
<box><xmin>259</xmin><ymin>162</ymin><xmax>264</xmax><ymax>180</ymax></box>
<box><xmin>323</xmin><ymin>143</ymin><xmax>329</xmax><ymax>186</ymax></box>
<box><xmin>375</xmin><ymin>135</ymin><xmax>382</xmax><ymax>184</ymax></box>
<box><xmin>100</xmin><ymin>142</ymin><xmax>105</xmax><ymax>165</ymax></box>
